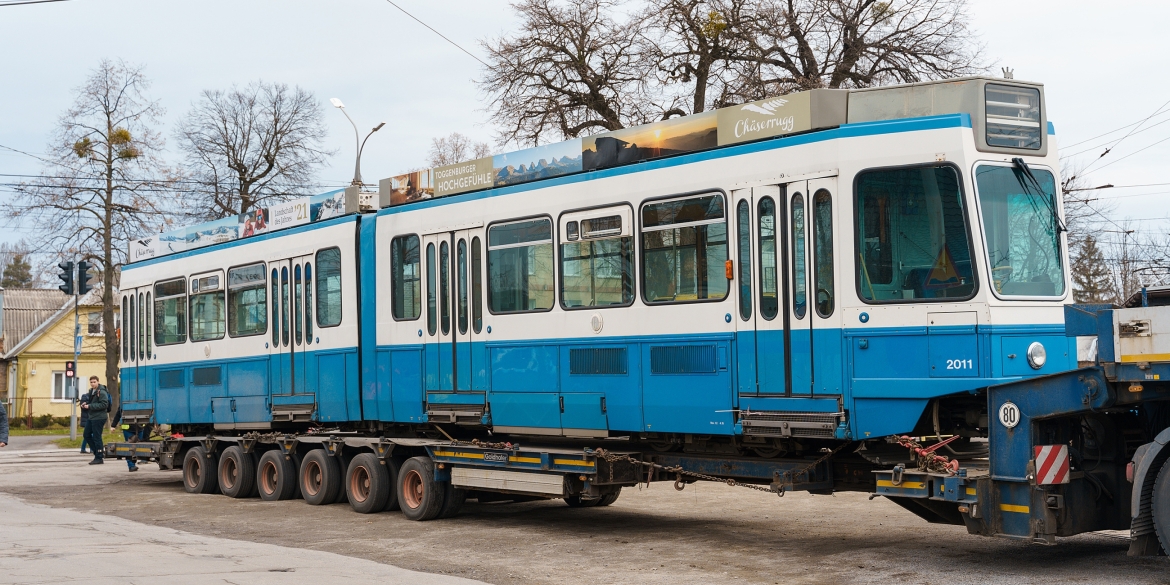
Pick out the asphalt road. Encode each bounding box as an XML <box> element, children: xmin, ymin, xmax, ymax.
<box><xmin>0</xmin><ymin>442</ymin><xmax>1166</xmax><ymax>585</ymax></box>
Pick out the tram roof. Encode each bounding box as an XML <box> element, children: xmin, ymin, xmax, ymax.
<box><xmin>129</xmin><ymin>76</ymin><xmax>1047</xmax><ymax>265</ymax></box>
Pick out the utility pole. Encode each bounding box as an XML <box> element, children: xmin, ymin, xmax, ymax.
<box><xmin>57</xmin><ymin>261</ymin><xmax>76</xmax><ymax>440</ymax></box>
<box><xmin>57</xmin><ymin>260</ymin><xmax>92</xmax><ymax>442</ymax></box>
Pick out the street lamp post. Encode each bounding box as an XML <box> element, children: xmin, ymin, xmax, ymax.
<box><xmin>330</xmin><ymin>98</ymin><xmax>385</xmax><ymax>187</ymax></box>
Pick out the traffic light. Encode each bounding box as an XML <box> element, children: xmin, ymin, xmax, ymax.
<box><xmin>77</xmin><ymin>260</ymin><xmax>93</xmax><ymax>295</ymax></box>
<box><xmin>57</xmin><ymin>261</ymin><xmax>74</xmax><ymax>295</ymax></box>
<box><xmin>65</xmin><ymin>361</ymin><xmax>75</xmax><ymax>378</ymax></box>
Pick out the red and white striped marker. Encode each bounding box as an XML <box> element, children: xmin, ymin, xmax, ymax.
<box><xmin>1034</xmin><ymin>445</ymin><xmax>1070</xmax><ymax>485</ymax></box>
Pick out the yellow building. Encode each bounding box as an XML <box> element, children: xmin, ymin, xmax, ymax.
<box><xmin>1</xmin><ymin>289</ymin><xmax>113</xmax><ymax>423</ymax></box>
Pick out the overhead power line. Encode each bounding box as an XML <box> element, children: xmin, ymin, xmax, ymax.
<box><xmin>1077</xmin><ymin>97</ymin><xmax>1170</xmax><ymax>175</ymax></box>
<box><xmin>0</xmin><ymin>0</ymin><xmax>72</xmax><ymax>6</ymax></box>
<box><xmin>382</xmin><ymin>0</ymin><xmax>488</xmax><ymax>67</ymax></box>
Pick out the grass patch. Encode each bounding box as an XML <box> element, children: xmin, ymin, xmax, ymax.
<box><xmin>52</xmin><ymin>430</ymin><xmax>122</xmax><ymax>450</ymax></box>
<box><xmin>8</xmin><ymin>427</ymin><xmax>74</xmax><ymax>436</ymax></box>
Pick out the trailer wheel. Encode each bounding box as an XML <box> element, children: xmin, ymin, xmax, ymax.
<box><xmin>398</xmin><ymin>456</ymin><xmax>444</xmax><ymax>521</ymax></box>
<box><xmin>218</xmin><ymin>446</ymin><xmax>257</xmax><ymax>498</ymax></box>
<box><xmin>1153</xmin><ymin>457</ymin><xmax>1170</xmax><ymax>553</ymax></box>
<box><xmin>438</xmin><ymin>482</ymin><xmax>466</xmax><ymax>519</ymax></box>
<box><xmin>301</xmin><ymin>449</ymin><xmax>343</xmax><ymax>505</ymax></box>
<box><xmin>257</xmin><ymin>450</ymin><xmax>297</xmax><ymax>501</ymax></box>
<box><xmin>182</xmin><ymin>446</ymin><xmax>218</xmax><ymax>494</ymax></box>
<box><xmin>596</xmin><ymin>488</ymin><xmax>621</xmax><ymax>507</ymax></box>
<box><xmin>346</xmin><ymin>453</ymin><xmax>392</xmax><ymax>514</ymax></box>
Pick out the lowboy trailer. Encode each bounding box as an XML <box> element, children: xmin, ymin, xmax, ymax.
<box><xmin>109</xmin><ymin>302</ymin><xmax>1170</xmax><ymax>551</ymax></box>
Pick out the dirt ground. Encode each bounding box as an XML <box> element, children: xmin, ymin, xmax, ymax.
<box><xmin>1</xmin><ymin>440</ymin><xmax>1167</xmax><ymax>585</ymax></box>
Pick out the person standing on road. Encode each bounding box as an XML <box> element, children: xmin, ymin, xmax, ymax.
<box><xmin>78</xmin><ymin>391</ymin><xmax>93</xmax><ymax>454</ymax></box>
<box><xmin>0</xmin><ymin>400</ymin><xmax>9</xmax><ymax>448</ymax></box>
<box><xmin>80</xmin><ymin>376</ymin><xmax>109</xmax><ymax>464</ymax></box>
<box><xmin>109</xmin><ymin>403</ymin><xmax>146</xmax><ymax>472</ymax></box>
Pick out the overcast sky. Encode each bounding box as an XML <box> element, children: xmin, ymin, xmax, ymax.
<box><xmin>1</xmin><ymin>0</ymin><xmax>1167</xmax><ymax>248</ymax></box>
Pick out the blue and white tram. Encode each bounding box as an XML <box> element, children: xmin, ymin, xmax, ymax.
<box><xmin>120</xmin><ymin>76</ymin><xmax>1073</xmax><ymax>455</ymax></box>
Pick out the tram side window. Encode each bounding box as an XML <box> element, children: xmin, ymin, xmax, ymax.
<box><xmin>316</xmin><ymin>247</ymin><xmax>343</xmax><ymax>327</ymax></box>
<box><xmin>153</xmin><ymin>278</ymin><xmax>187</xmax><ymax>345</ymax></box>
<box><xmin>391</xmin><ymin>235</ymin><xmax>421</xmax><ymax>320</ymax></box>
<box><xmin>641</xmin><ymin>193</ymin><xmax>729</xmax><ymax>303</ymax></box>
<box><xmin>561</xmin><ymin>213</ymin><xmax>633</xmax><ymax>309</ymax></box>
<box><xmin>855</xmin><ymin>165</ymin><xmax>975</xmax><ymax>302</ymax></box>
<box><xmin>189</xmin><ymin>273</ymin><xmax>225</xmax><ymax>341</ymax></box>
<box><xmin>488</xmin><ymin>218</ymin><xmax>554</xmax><ymax>313</ymax></box>
<box><xmin>227</xmin><ymin>263</ymin><xmax>267</xmax><ymax>337</ymax></box>
<box><xmin>121</xmin><ymin>295</ymin><xmax>128</xmax><ymax>360</ymax></box>
<box><xmin>812</xmin><ymin>190</ymin><xmax>834</xmax><ymax>317</ymax></box>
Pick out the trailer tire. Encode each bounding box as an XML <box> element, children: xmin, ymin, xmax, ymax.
<box><xmin>183</xmin><ymin>446</ymin><xmax>218</xmax><ymax>495</ymax></box>
<box><xmin>438</xmin><ymin>482</ymin><xmax>466</xmax><ymax>519</ymax></box>
<box><xmin>596</xmin><ymin>488</ymin><xmax>621</xmax><ymax>507</ymax></box>
<box><xmin>257</xmin><ymin>450</ymin><xmax>297</xmax><ymax>501</ymax></box>
<box><xmin>218</xmin><ymin>446</ymin><xmax>257</xmax><ymax>498</ymax></box>
<box><xmin>301</xmin><ymin>449</ymin><xmax>343</xmax><ymax>506</ymax></box>
<box><xmin>1153</xmin><ymin>457</ymin><xmax>1170</xmax><ymax>554</ymax></box>
<box><xmin>398</xmin><ymin>456</ymin><xmax>444</xmax><ymax>521</ymax></box>
<box><xmin>346</xmin><ymin>453</ymin><xmax>392</xmax><ymax>514</ymax></box>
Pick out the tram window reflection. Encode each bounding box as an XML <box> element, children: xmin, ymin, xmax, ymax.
<box><xmin>153</xmin><ymin>278</ymin><xmax>187</xmax><ymax>345</ymax></box>
<box><xmin>189</xmin><ymin>272</ymin><xmax>226</xmax><ymax>341</ymax></box>
<box><xmin>391</xmin><ymin>235</ymin><xmax>421</xmax><ymax>320</ymax></box>
<box><xmin>316</xmin><ymin>247</ymin><xmax>343</xmax><ymax>327</ymax></box>
<box><xmin>813</xmin><ymin>190</ymin><xmax>834</xmax><ymax>317</ymax></box>
<box><xmin>487</xmin><ymin>217</ymin><xmax>555</xmax><ymax>313</ymax></box>
<box><xmin>855</xmin><ymin>165</ymin><xmax>975</xmax><ymax>302</ymax></box>
<box><xmin>641</xmin><ymin>193</ymin><xmax>729</xmax><ymax>304</ymax></box>
<box><xmin>227</xmin><ymin>263</ymin><xmax>267</xmax><ymax>338</ymax></box>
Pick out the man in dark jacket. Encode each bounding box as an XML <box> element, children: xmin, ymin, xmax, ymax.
<box><xmin>81</xmin><ymin>376</ymin><xmax>109</xmax><ymax>464</ymax></box>
<box><xmin>0</xmin><ymin>400</ymin><xmax>9</xmax><ymax>448</ymax></box>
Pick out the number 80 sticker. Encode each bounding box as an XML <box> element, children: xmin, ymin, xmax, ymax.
<box><xmin>998</xmin><ymin>401</ymin><xmax>1020</xmax><ymax>429</ymax></box>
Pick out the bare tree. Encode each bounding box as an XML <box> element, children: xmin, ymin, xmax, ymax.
<box><xmin>480</xmin><ymin>0</ymin><xmax>986</xmax><ymax>145</ymax></box>
<box><xmin>4</xmin><ymin>59</ymin><xmax>177</xmax><ymax>404</ymax></box>
<box><xmin>641</xmin><ymin>0</ymin><xmax>753</xmax><ymax>114</ymax></box>
<box><xmin>480</xmin><ymin>0</ymin><xmax>659</xmax><ymax>146</ymax></box>
<box><xmin>427</xmin><ymin>132</ymin><xmax>493</xmax><ymax>167</ymax></box>
<box><xmin>727</xmin><ymin>0</ymin><xmax>986</xmax><ymax>96</ymax></box>
<box><xmin>176</xmin><ymin>82</ymin><xmax>331</xmax><ymax>219</ymax></box>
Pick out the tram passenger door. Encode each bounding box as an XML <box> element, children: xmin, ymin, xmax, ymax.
<box><xmin>733</xmin><ymin>186</ymin><xmax>787</xmax><ymax>397</ymax></box>
<box><xmin>422</xmin><ymin>229</ymin><xmax>482</xmax><ymax>393</ymax></box>
<box><xmin>269</xmin><ymin>255</ymin><xmax>314</xmax><ymax>399</ymax></box>
<box><xmin>787</xmin><ymin>181</ymin><xmax>814</xmax><ymax>395</ymax></box>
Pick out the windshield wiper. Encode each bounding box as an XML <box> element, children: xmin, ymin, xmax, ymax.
<box><xmin>1012</xmin><ymin>157</ymin><xmax>1067</xmax><ymax>233</ymax></box>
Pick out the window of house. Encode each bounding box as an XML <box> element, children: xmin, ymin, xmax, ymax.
<box><xmin>488</xmin><ymin>217</ymin><xmax>555</xmax><ymax>313</ymax></box>
<box><xmin>227</xmin><ymin>263</ymin><xmax>267</xmax><ymax>337</ymax></box>
<box><xmin>641</xmin><ymin>192</ymin><xmax>729</xmax><ymax>303</ymax></box>
<box><xmin>52</xmin><ymin>371</ymin><xmax>70</xmax><ymax>401</ymax></box>
<box><xmin>86</xmin><ymin>312</ymin><xmax>102</xmax><ymax>335</ymax></box>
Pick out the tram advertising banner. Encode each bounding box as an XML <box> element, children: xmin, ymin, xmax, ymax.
<box><xmin>433</xmin><ymin>157</ymin><xmax>493</xmax><ymax>198</ymax></box>
<box><xmin>716</xmin><ymin>89</ymin><xmax>847</xmax><ymax>146</ymax></box>
<box><xmin>583</xmin><ymin>112</ymin><xmax>717</xmax><ymax>171</ymax></box>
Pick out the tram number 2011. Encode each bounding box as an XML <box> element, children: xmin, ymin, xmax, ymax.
<box><xmin>945</xmin><ymin>359</ymin><xmax>974</xmax><ymax>370</ymax></box>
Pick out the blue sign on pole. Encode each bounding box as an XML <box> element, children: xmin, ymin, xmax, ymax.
<box><xmin>74</xmin><ymin>334</ymin><xmax>82</xmax><ymax>354</ymax></box>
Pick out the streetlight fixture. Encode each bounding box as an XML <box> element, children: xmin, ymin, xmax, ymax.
<box><xmin>330</xmin><ymin>98</ymin><xmax>385</xmax><ymax>187</ymax></box>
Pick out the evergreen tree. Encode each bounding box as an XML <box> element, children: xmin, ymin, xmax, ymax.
<box><xmin>1072</xmin><ymin>235</ymin><xmax>1114</xmax><ymax>304</ymax></box>
<box><xmin>1</xmin><ymin>254</ymin><xmax>33</xmax><ymax>288</ymax></box>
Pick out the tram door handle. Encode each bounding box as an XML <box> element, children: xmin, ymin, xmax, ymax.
<box><xmin>559</xmin><ymin>396</ymin><xmax>565</xmax><ymax>413</ymax></box>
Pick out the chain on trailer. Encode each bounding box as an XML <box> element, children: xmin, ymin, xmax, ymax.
<box><xmin>586</xmin><ymin>442</ymin><xmax>854</xmax><ymax>497</ymax></box>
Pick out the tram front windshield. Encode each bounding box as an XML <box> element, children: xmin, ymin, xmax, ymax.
<box><xmin>975</xmin><ymin>164</ymin><xmax>1065</xmax><ymax>297</ymax></box>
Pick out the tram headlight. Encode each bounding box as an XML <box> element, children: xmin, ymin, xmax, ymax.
<box><xmin>1026</xmin><ymin>342</ymin><xmax>1046</xmax><ymax>370</ymax></box>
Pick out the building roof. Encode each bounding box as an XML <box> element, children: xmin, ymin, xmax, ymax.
<box><xmin>0</xmin><ymin>288</ymin><xmax>105</xmax><ymax>358</ymax></box>
<box><xmin>2</xmin><ymin>289</ymin><xmax>69</xmax><ymax>353</ymax></box>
